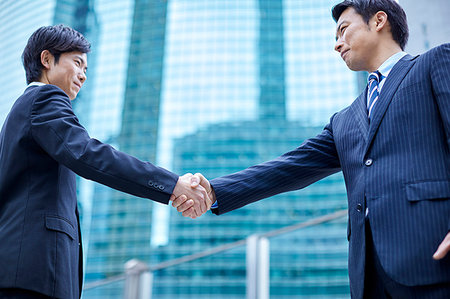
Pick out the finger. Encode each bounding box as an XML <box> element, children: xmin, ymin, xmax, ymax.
<box><xmin>205</xmin><ymin>194</ymin><xmax>212</xmax><ymax>210</ymax></box>
<box><xmin>193</xmin><ymin>206</ymin><xmax>201</xmax><ymax>218</ymax></box>
<box><xmin>177</xmin><ymin>199</ymin><xmax>194</xmax><ymax>213</ymax></box>
<box><xmin>198</xmin><ymin>191</ymin><xmax>207</xmax><ymax>214</ymax></box>
<box><xmin>182</xmin><ymin>207</ymin><xmax>194</xmax><ymax>218</ymax></box>
<box><xmin>193</xmin><ymin>189</ymin><xmax>207</xmax><ymax>215</ymax></box>
<box><xmin>181</xmin><ymin>172</ymin><xmax>193</xmax><ymax>179</ymax></box>
<box><xmin>433</xmin><ymin>243</ymin><xmax>449</xmax><ymax>260</ymax></box>
<box><xmin>194</xmin><ymin>173</ymin><xmax>212</xmax><ymax>210</ymax></box>
<box><xmin>169</xmin><ymin>194</ymin><xmax>176</xmax><ymax>202</ymax></box>
<box><xmin>192</xmin><ymin>198</ymin><xmax>203</xmax><ymax>217</ymax></box>
<box><xmin>201</xmin><ymin>188</ymin><xmax>210</xmax><ymax>212</ymax></box>
<box><xmin>433</xmin><ymin>233</ymin><xmax>450</xmax><ymax>260</ymax></box>
<box><xmin>182</xmin><ymin>207</ymin><xmax>196</xmax><ymax>218</ymax></box>
<box><xmin>171</xmin><ymin>194</ymin><xmax>187</xmax><ymax>208</ymax></box>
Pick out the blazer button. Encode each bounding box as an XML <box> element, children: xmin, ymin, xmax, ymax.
<box><xmin>365</xmin><ymin>159</ymin><xmax>373</xmax><ymax>166</ymax></box>
<box><xmin>148</xmin><ymin>181</ymin><xmax>154</xmax><ymax>187</ymax></box>
<box><xmin>356</xmin><ymin>204</ymin><xmax>363</xmax><ymax>212</ymax></box>
<box><xmin>158</xmin><ymin>185</ymin><xmax>164</xmax><ymax>190</ymax></box>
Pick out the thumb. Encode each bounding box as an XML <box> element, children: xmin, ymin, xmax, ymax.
<box><xmin>190</xmin><ymin>173</ymin><xmax>201</xmax><ymax>187</ymax></box>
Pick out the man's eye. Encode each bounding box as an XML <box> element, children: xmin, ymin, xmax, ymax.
<box><xmin>75</xmin><ymin>60</ymin><xmax>81</xmax><ymax>66</ymax></box>
<box><xmin>341</xmin><ymin>26</ymin><xmax>347</xmax><ymax>34</ymax></box>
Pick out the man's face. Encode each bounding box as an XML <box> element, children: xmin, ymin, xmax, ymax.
<box><xmin>334</xmin><ymin>7</ymin><xmax>378</xmax><ymax>72</ymax></box>
<box><xmin>44</xmin><ymin>51</ymin><xmax>87</xmax><ymax>100</ymax></box>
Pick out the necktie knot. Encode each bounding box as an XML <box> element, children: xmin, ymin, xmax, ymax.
<box><xmin>367</xmin><ymin>70</ymin><xmax>383</xmax><ymax>118</ymax></box>
<box><xmin>368</xmin><ymin>71</ymin><xmax>382</xmax><ymax>84</ymax></box>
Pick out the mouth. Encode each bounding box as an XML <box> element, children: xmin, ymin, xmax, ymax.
<box><xmin>341</xmin><ymin>49</ymin><xmax>349</xmax><ymax>60</ymax></box>
<box><xmin>73</xmin><ymin>82</ymin><xmax>82</xmax><ymax>90</ymax></box>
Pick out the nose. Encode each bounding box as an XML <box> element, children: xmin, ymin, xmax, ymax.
<box><xmin>334</xmin><ymin>38</ymin><xmax>343</xmax><ymax>53</ymax></box>
<box><xmin>79</xmin><ymin>71</ymin><xmax>86</xmax><ymax>84</ymax></box>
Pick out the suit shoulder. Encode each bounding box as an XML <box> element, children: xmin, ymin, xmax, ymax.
<box><xmin>29</xmin><ymin>85</ymin><xmax>73</xmax><ymax>119</ymax></box>
<box><xmin>29</xmin><ymin>85</ymin><xmax>71</xmax><ymax>107</ymax></box>
<box><xmin>421</xmin><ymin>43</ymin><xmax>450</xmax><ymax>58</ymax></box>
<box><xmin>35</xmin><ymin>84</ymin><xmax>69</xmax><ymax>100</ymax></box>
<box><xmin>11</xmin><ymin>85</ymin><xmax>67</xmax><ymax>111</ymax></box>
<box><xmin>434</xmin><ymin>43</ymin><xmax>450</xmax><ymax>51</ymax></box>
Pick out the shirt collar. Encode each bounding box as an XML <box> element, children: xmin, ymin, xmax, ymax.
<box><xmin>27</xmin><ymin>82</ymin><xmax>46</xmax><ymax>88</ymax></box>
<box><xmin>375</xmin><ymin>51</ymin><xmax>408</xmax><ymax>80</ymax></box>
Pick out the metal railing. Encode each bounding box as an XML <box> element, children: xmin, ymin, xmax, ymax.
<box><xmin>83</xmin><ymin>209</ymin><xmax>348</xmax><ymax>299</ymax></box>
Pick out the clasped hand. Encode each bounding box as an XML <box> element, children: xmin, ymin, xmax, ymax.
<box><xmin>170</xmin><ymin>173</ymin><xmax>214</xmax><ymax>219</ymax></box>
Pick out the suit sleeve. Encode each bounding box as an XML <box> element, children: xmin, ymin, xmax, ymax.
<box><xmin>430</xmin><ymin>44</ymin><xmax>450</xmax><ymax>231</ymax></box>
<box><xmin>210</xmin><ymin>116</ymin><xmax>341</xmax><ymax>215</ymax></box>
<box><xmin>30</xmin><ymin>85</ymin><xmax>178</xmax><ymax>204</ymax></box>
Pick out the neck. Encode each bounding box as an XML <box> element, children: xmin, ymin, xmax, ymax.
<box><xmin>38</xmin><ymin>72</ymin><xmax>50</xmax><ymax>85</ymax></box>
<box><xmin>368</xmin><ymin>41</ymin><xmax>403</xmax><ymax>72</ymax></box>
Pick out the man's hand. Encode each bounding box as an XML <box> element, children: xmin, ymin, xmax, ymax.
<box><xmin>171</xmin><ymin>173</ymin><xmax>212</xmax><ymax>218</ymax></box>
<box><xmin>171</xmin><ymin>173</ymin><xmax>215</xmax><ymax>218</ymax></box>
<box><xmin>184</xmin><ymin>173</ymin><xmax>216</xmax><ymax>218</ymax></box>
<box><xmin>433</xmin><ymin>231</ymin><xmax>450</xmax><ymax>260</ymax></box>
<box><xmin>190</xmin><ymin>173</ymin><xmax>215</xmax><ymax>204</ymax></box>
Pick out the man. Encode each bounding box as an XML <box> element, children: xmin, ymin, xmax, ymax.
<box><xmin>0</xmin><ymin>25</ymin><xmax>209</xmax><ymax>298</ymax></box>
<box><xmin>175</xmin><ymin>0</ymin><xmax>450</xmax><ymax>297</ymax></box>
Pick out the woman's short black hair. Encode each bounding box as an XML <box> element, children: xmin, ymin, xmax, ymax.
<box><xmin>22</xmin><ymin>25</ymin><xmax>91</xmax><ymax>84</ymax></box>
<box><xmin>332</xmin><ymin>0</ymin><xmax>409</xmax><ymax>50</ymax></box>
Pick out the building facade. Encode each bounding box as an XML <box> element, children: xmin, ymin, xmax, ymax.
<box><xmin>150</xmin><ymin>1</ymin><xmax>351</xmax><ymax>297</ymax></box>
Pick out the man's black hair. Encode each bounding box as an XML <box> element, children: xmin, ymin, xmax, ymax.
<box><xmin>332</xmin><ymin>0</ymin><xmax>409</xmax><ymax>50</ymax></box>
<box><xmin>22</xmin><ymin>24</ymin><xmax>91</xmax><ymax>84</ymax></box>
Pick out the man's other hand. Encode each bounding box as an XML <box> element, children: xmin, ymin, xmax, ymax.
<box><xmin>433</xmin><ymin>231</ymin><xmax>450</xmax><ymax>260</ymax></box>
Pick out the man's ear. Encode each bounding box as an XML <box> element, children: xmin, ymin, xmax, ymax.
<box><xmin>373</xmin><ymin>11</ymin><xmax>388</xmax><ymax>32</ymax></box>
<box><xmin>40</xmin><ymin>50</ymin><xmax>54</xmax><ymax>70</ymax></box>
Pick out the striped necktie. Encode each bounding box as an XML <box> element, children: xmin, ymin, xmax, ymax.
<box><xmin>367</xmin><ymin>71</ymin><xmax>383</xmax><ymax>118</ymax></box>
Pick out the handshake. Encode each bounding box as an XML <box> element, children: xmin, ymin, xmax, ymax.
<box><xmin>170</xmin><ymin>173</ymin><xmax>214</xmax><ymax>219</ymax></box>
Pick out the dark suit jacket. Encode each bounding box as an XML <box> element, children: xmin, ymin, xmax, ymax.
<box><xmin>0</xmin><ymin>84</ymin><xmax>179</xmax><ymax>298</ymax></box>
<box><xmin>211</xmin><ymin>44</ymin><xmax>450</xmax><ymax>298</ymax></box>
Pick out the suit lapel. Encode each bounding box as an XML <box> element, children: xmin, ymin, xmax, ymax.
<box><xmin>350</xmin><ymin>91</ymin><xmax>369</xmax><ymax>142</ymax></box>
<box><xmin>364</xmin><ymin>54</ymin><xmax>418</xmax><ymax>154</ymax></box>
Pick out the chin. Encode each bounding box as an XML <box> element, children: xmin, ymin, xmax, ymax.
<box><xmin>346</xmin><ymin>63</ymin><xmax>364</xmax><ymax>72</ymax></box>
<box><xmin>344</xmin><ymin>61</ymin><xmax>354</xmax><ymax>70</ymax></box>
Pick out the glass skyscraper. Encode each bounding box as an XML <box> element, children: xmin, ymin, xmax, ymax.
<box><xmin>151</xmin><ymin>1</ymin><xmax>352</xmax><ymax>297</ymax></box>
<box><xmin>4</xmin><ymin>0</ymin><xmax>447</xmax><ymax>298</ymax></box>
<box><xmin>1</xmin><ymin>0</ymin><xmax>354</xmax><ymax>298</ymax></box>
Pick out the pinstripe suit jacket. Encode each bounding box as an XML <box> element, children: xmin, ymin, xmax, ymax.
<box><xmin>210</xmin><ymin>43</ymin><xmax>450</xmax><ymax>298</ymax></box>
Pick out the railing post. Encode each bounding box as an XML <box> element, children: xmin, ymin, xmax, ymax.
<box><xmin>124</xmin><ymin>259</ymin><xmax>153</xmax><ymax>299</ymax></box>
<box><xmin>247</xmin><ymin>235</ymin><xmax>258</xmax><ymax>299</ymax></box>
<box><xmin>257</xmin><ymin>237</ymin><xmax>269</xmax><ymax>299</ymax></box>
<box><xmin>246</xmin><ymin>235</ymin><xmax>270</xmax><ymax>299</ymax></box>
